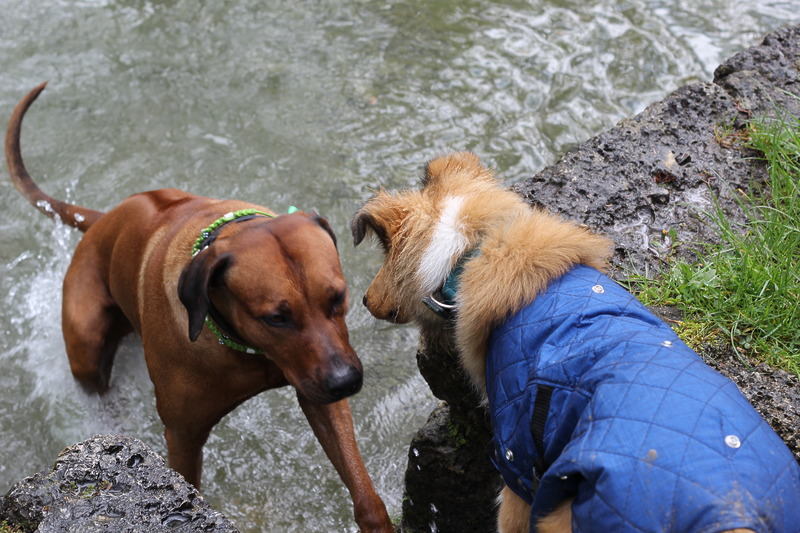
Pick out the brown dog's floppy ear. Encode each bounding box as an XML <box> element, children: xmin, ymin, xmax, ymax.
<box><xmin>178</xmin><ymin>250</ymin><xmax>233</xmax><ymax>342</ymax></box>
<box><xmin>312</xmin><ymin>214</ymin><xmax>338</xmax><ymax>249</ymax></box>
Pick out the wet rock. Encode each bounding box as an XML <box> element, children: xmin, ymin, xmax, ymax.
<box><xmin>714</xmin><ymin>26</ymin><xmax>800</xmax><ymax>120</ymax></box>
<box><xmin>0</xmin><ymin>435</ymin><xmax>238</xmax><ymax>533</ymax></box>
<box><xmin>401</xmin><ymin>333</ymin><xmax>502</xmax><ymax>533</ymax></box>
<box><xmin>514</xmin><ymin>25</ymin><xmax>800</xmax><ymax>278</ymax></box>
<box><xmin>514</xmin><ymin>80</ymin><xmax>756</xmax><ymax>276</ymax></box>
<box><xmin>402</xmin><ymin>402</ymin><xmax>502</xmax><ymax>533</ymax></box>
<box><xmin>402</xmin><ymin>25</ymin><xmax>800</xmax><ymax>532</ymax></box>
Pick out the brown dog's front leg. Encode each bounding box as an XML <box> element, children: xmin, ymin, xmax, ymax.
<box><xmin>164</xmin><ymin>425</ymin><xmax>209</xmax><ymax>489</ymax></box>
<box><xmin>297</xmin><ymin>394</ymin><xmax>394</xmax><ymax>532</ymax></box>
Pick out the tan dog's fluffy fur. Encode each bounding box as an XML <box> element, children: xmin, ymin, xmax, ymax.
<box><xmin>353</xmin><ymin>152</ymin><xmax>610</xmax><ymax>392</ymax></box>
<box><xmin>353</xmin><ymin>152</ymin><xmax>754</xmax><ymax>533</ymax></box>
<box><xmin>353</xmin><ymin>152</ymin><xmax>609</xmax><ymax>531</ymax></box>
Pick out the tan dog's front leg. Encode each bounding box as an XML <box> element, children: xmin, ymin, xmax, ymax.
<box><xmin>534</xmin><ymin>497</ymin><xmax>573</xmax><ymax>533</ymax></box>
<box><xmin>498</xmin><ymin>486</ymin><xmax>573</xmax><ymax>533</ymax></box>
<box><xmin>497</xmin><ymin>485</ymin><xmax>531</xmax><ymax>533</ymax></box>
<box><xmin>297</xmin><ymin>394</ymin><xmax>393</xmax><ymax>532</ymax></box>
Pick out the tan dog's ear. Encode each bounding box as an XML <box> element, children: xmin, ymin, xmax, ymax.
<box><xmin>422</xmin><ymin>151</ymin><xmax>482</xmax><ymax>188</ymax></box>
<box><xmin>352</xmin><ymin>208</ymin><xmax>394</xmax><ymax>255</ymax></box>
<box><xmin>351</xmin><ymin>210</ymin><xmax>379</xmax><ymax>247</ymax></box>
<box><xmin>352</xmin><ymin>192</ymin><xmax>406</xmax><ymax>250</ymax></box>
<box><xmin>178</xmin><ymin>251</ymin><xmax>233</xmax><ymax>342</ymax></box>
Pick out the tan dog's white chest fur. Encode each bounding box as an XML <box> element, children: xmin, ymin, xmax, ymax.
<box><xmin>416</xmin><ymin>195</ymin><xmax>470</xmax><ymax>294</ymax></box>
<box><xmin>354</xmin><ymin>152</ymin><xmax>610</xmax><ymax>391</ymax></box>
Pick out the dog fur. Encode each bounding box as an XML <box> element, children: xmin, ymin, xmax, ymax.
<box><xmin>353</xmin><ymin>152</ymin><xmax>610</xmax><ymax>391</ymax></box>
<box><xmin>6</xmin><ymin>83</ymin><xmax>392</xmax><ymax>532</ymax></box>
<box><xmin>352</xmin><ymin>152</ymin><xmax>759</xmax><ymax>532</ymax></box>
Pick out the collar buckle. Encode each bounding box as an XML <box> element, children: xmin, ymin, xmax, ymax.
<box><xmin>422</xmin><ymin>293</ymin><xmax>457</xmax><ymax>320</ymax></box>
<box><xmin>421</xmin><ymin>247</ymin><xmax>480</xmax><ymax>321</ymax></box>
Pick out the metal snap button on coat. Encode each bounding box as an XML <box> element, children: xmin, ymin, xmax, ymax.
<box><xmin>592</xmin><ymin>284</ymin><xmax>605</xmax><ymax>294</ymax></box>
<box><xmin>724</xmin><ymin>435</ymin><xmax>741</xmax><ymax>449</ymax></box>
<box><xmin>505</xmin><ymin>449</ymin><xmax>514</xmax><ymax>462</ymax></box>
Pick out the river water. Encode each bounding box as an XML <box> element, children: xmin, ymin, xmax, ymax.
<box><xmin>1</xmin><ymin>1</ymin><xmax>797</xmax><ymax>531</ymax></box>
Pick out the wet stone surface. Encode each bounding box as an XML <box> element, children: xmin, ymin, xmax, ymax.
<box><xmin>0</xmin><ymin>435</ymin><xmax>238</xmax><ymax>533</ymax></box>
<box><xmin>402</xmin><ymin>402</ymin><xmax>502</xmax><ymax>533</ymax></box>
<box><xmin>404</xmin><ymin>25</ymin><xmax>800</xmax><ymax>532</ymax></box>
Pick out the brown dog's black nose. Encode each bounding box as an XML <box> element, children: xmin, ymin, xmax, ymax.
<box><xmin>324</xmin><ymin>363</ymin><xmax>363</xmax><ymax>400</ymax></box>
<box><xmin>362</xmin><ymin>294</ymin><xmax>368</xmax><ymax>307</ymax></box>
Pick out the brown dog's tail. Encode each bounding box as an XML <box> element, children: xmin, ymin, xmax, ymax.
<box><xmin>6</xmin><ymin>82</ymin><xmax>104</xmax><ymax>233</ymax></box>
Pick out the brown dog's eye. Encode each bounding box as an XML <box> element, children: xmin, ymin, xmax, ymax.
<box><xmin>330</xmin><ymin>290</ymin><xmax>347</xmax><ymax>316</ymax></box>
<box><xmin>262</xmin><ymin>313</ymin><xmax>291</xmax><ymax>328</ymax></box>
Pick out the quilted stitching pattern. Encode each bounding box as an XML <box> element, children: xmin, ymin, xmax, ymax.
<box><xmin>487</xmin><ymin>265</ymin><xmax>800</xmax><ymax>532</ymax></box>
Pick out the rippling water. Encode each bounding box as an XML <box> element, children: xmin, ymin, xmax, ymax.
<box><xmin>1</xmin><ymin>1</ymin><xmax>798</xmax><ymax>531</ymax></box>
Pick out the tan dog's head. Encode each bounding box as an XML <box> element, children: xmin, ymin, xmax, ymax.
<box><xmin>178</xmin><ymin>212</ymin><xmax>362</xmax><ymax>404</ymax></box>
<box><xmin>353</xmin><ymin>152</ymin><xmax>613</xmax><ymax>389</ymax></box>
<box><xmin>352</xmin><ymin>152</ymin><xmax>529</xmax><ymax>330</ymax></box>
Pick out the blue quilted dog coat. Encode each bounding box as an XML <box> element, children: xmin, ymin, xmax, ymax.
<box><xmin>486</xmin><ymin>265</ymin><xmax>800</xmax><ymax>532</ymax></box>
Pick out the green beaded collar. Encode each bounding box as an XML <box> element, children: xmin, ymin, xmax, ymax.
<box><xmin>191</xmin><ymin>207</ymin><xmax>297</xmax><ymax>353</ymax></box>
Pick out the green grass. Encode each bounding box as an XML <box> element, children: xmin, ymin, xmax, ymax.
<box><xmin>0</xmin><ymin>521</ymin><xmax>25</xmax><ymax>533</ymax></box>
<box><xmin>634</xmin><ymin>109</ymin><xmax>800</xmax><ymax>375</ymax></box>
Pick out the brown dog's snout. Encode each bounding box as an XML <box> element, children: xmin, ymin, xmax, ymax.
<box><xmin>324</xmin><ymin>360</ymin><xmax>363</xmax><ymax>400</ymax></box>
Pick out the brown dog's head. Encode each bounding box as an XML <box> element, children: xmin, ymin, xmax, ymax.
<box><xmin>178</xmin><ymin>212</ymin><xmax>362</xmax><ymax>404</ymax></box>
<box><xmin>352</xmin><ymin>152</ymin><xmax>529</xmax><ymax>330</ymax></box>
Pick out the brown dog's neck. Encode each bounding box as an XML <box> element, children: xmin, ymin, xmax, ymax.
<box><xmin>205</xmin><ymin>291</ymin><xmax>262</xmax><ymax>355</ymax></box>
<box><xmin>192</xmin><ymin>209</ymin><xmax>276</xmax><ymax>257</ymax></box>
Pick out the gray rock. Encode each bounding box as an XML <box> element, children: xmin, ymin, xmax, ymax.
<box><xmin>401</xmin><ymin>402</ymin><xmax>502</xmax><ymax>533</ymax></box>
<box><xmin>714</xmin><ymin>26</ymin><xmax>800</xmax><ymax>120</ymax></box>
<box><xmin>514</xmin><ymin>81</ymin><xmax>756</xmax><ymax>276</ymax></box>
<box><xmin>402</xmin><ymin>25</ymin><xmax>800</xmax><ymax>532</ymax></box>
<box><xmin>0</xmin><ymin>435</ymin><xmax>238</xmax><ymax>533</ymax></box>
<box><xmin>400</xmin><ymin>334</ymin><xmax>502</xmax><ymax>533</ymax></box>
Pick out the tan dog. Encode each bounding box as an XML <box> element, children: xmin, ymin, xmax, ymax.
<box><xmin>352</xmin><ymin>152</ymin><xmax>607</xmax><ymax>532</ymax></box>
<box><xmin>6</xmin><ymin>83</ymin><xmax>392</xmax><ymax>532</ymax></box>
<box><xmin>351</xmin><ymin>152</ymin><xmax>795</xmax><ymax>532</ymax></box>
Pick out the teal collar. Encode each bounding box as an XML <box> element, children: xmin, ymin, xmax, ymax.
<box><xmin>192</xmin><ymin>207</ymin><xmax>297</xmax><ymax>353</ymax></box>
<box><xmin>422</xmin><ymin>248</ymin><xmax>480</xmax><ymax>320</ymax></box>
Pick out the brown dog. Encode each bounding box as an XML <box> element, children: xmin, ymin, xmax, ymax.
<box><xmin>351</xmin><ymin>152</ymin><xmax>799</xmax><ymax>532</ymax></box>
<box><xmin>6</xmin><ymin>83</ymin><xmax>392</xmax><ymax>532</ymax></box>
